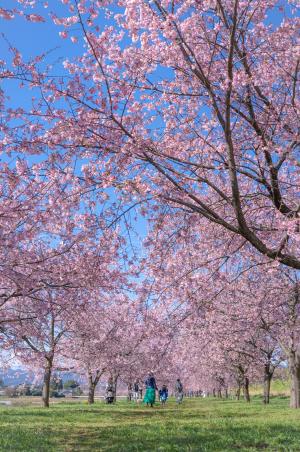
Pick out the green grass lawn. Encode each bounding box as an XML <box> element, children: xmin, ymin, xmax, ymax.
<box><xmin>1</xmin><ymin>396</ymin><xmax>300</xmax><ymax>451</ymax></box>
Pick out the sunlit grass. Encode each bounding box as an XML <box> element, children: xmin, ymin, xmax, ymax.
<box><xmin>0</xmin><ymin>395</ymin><xmax>299</xmax><ymax>451</ymax></box>
<box><xmin>251</xmin><ymin>379</ymin><xmax>290</xmax><ymax>396</ymax></box>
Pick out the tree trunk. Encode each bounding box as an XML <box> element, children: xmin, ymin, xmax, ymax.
<box><xmin>236</xmin><ymin>384</ymin><xmax>241</xmax><ymax>400</ymax></box>
<box><xmin>212</xmin><ymin>388</ymin><xmax>216</xmax><ymax>397</ymax></box>
<box><xmin>112</xmin><ymin>374</ymin><xmax>118</xmax><ymax>402</ymax></box>
<box><xmin>87</xmin><ymin>369</ymin><xmax>102</xmax><ymax>404</ymax></box>
<box><xmin>225</xmin><ymin>388</ymin><xmax>228</xmax><ymax>399</ymax></box>
<box><xmin>127</xmin><ymin>383</ymin><xmax>132</xmax><ymax>402</ymax></box>
<box><xmin>289</xmin><ymin>349</ymin><xmax>300</xmax><ymax>408</ymax></box>
<box><xmin>42</xmin><ymin>358</ymin><xmax>53</xmax><ymax>408</ymax></box>
<box><xmin>243</xmin><ymin>376</ymin><xmax>250</xmax><ymax>402</ymax></box>
<box><xmin>88</xmin><ymin>379</ymin><xmax>96</xmax><ymax>405</ymax></box>
<box><xmin>263</xmin><ymin>364</ymin><xmax>273</xmax><ymax>404</ymax></box>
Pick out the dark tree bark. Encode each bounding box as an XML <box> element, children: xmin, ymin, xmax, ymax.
<box><xmin>112</xmin><ymin>374</ymin><xmax>119</xmax><ymax>403</ymax></box>
<box><xmin>243</xmin><ymin>376</ymin><xmax>250</xmax><ymax>403</ymax></box>
<box><xmin>42</xmin><ymin>357</ymin><xmax>53</xmax><ymax>408</ymax></box>
<box><xmin>127</xmin><ymin>383</ymin><xmax>132</xmax><ymax>402</ymax></box>
<box><xmin>263</xmin><ymin>363</ymin><xmax>274</xmax><ymax>404</ymax></box>
<box><xmin>289</xmin><ymin>349</ymin><xmax>300</xmax><ymax>409</ymax></box>
<box><xmin>87</xmin><ymin>370</ymin><xmax>102</xmax><ymax>405</ymax></box>
<box><xmin>88</xmin><ymin>379</ymin><xmax>96</xmax><ymax>405</ymax></box>
<box><xmin>288</xmin><ymin>286</ymin><xmax>300</xmax><ymax>409</ymax></box>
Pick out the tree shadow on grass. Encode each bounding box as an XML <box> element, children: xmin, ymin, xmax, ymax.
<box><xmin>60</xmin><ymin>422</ymin><xmax>300</xmax><ymax>452</ymax></box>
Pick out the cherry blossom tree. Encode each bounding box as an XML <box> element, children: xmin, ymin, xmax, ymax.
<box><xmin>1</xmin><ymin>211</ymin><xmax>125</xmax><ymax>407</ymax></box>
<box><xmin>66</xmin><ymin>296</ymin><xmax>134</xmax><ymax>404</ymax></box>
<box><xmin>2</xmin><ymin>0</ymin><xmax>299</xmax><ymax>269</ymax></box>
<box><xmin>141</xmin><ymin>213</ymin><xmax>298</xmax><ymax>403</ymax></box>
<box><xmin>1</xmin><ymin>0</ymin><xmax>300</xmax><ymax>409</ymax></box>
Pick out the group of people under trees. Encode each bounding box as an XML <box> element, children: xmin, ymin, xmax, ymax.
<box><xmin>141</xmin><ymin>373</ymin><xmax>184</xmax><ymax>407</ymax></box>
<box><xmin>107</xmin><ymin>373</ymin><xmax>184</xmax><ymax>407</ymax></box>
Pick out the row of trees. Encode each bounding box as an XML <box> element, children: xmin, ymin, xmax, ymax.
<box><xmin>0</xmin><ymin>0</ymin><xmax>299</xmax><ymax>407</ymax></box>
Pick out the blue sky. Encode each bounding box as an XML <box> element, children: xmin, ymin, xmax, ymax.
<box><xmin>0</xmin><ymin>0</ymin><xmax>295</xmax><ymax>110</ymax></box>
<box><xmin>0</xmin><ymin>0</ymin><xmax>294</xmax><ymax>87</ymax></box>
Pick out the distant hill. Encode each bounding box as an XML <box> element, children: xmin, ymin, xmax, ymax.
<box><xmin>0</xmin><ymin>368</ymin><xmax>82</xmax><ymax>386</ymax></box>
<box><xmin>0</xmin><ymin>368</ymin><xmax>34</xmax><ymax>386</ymax></box>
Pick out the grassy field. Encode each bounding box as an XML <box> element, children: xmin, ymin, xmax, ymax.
<box><xmin>1</xmin><ymin>394</ymin><xmax>300</xmax><ymax>452</ymax></box>
<box><xmin>250</xmin><ymin>379</ymin><xmax>290</xmax><ymax>397</ymax></box>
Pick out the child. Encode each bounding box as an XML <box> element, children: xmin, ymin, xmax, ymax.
<box><xmin>159</xmin><ymin>385</ymin><xmax>168</xmax><ymax>406</ymax></box>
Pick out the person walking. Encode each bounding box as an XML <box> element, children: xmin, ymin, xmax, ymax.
<box><xmin>159</xmin><ymin>384</ymin><xmax>168</xmax><ymax>406</ymax></box>
<box><xmin>133</xmin><ymin>380</ymin><xmax>140</xmax><ymax>403</ymax></box>
<box><xmin>143</xmin><ymin>372</ymin><xmax>157</xmax><ymax>407</ymax></box>
<box><xmin>175</xmin><ymin>378</ymin><xmax>183</xmax><ymax>404</ymax></box>
<box><xmin>105</xmin><ymin>377</ymin><xmax>114</xmax><ymax>404</ymax></box>
<box><xmin>127</xmin><ymin>383</ymin><xmax>133</xmax><ymax>402</ymax></box>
